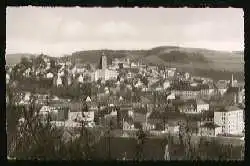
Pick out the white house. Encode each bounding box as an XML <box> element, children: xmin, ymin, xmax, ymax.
<box><xmin>166</xmin><ymin>124</ymin><xmax>180</xmax><ymax>134</ymax></box>
<box><xmin>46</xmin><ymin>72</ymin><xmax>54</xmax><ymax>79</ymax></box>
<box><xmin>166</xmin><ymin>93</ymin><xmax>175</xmax><ymax>100</ymax></box>
<box><xmin>68</xmin><ymin>111</ymin><xmax>84</xmax><ymax>122</ymax></box>
<box><xmin>23</xmin><ymin>68</ymin><xmax>31</xmax><ymax>77</ymax></box>
<box><xmin>78</xmin><ymin>74</ymin><xmax>84</xmax><ymax>83</ymax></box>
<box><xmin>216</xmin><ymin>80</ymin><xmax>229</xmax><ymax>96</ymax></box>
<box><xmin>39</xmin><ymin>106</ymin><xmax>59</xmax><ymax>114</ymax></box>
<box><xmin>214</xmin><ymin>106</ymin><xmax>244</xmax><ymax>135</ymax></box>
<box><xmin>24</xmin><ymin>92</ymin><xmax>31</xmax><ymax>101</ymax></box>
<box><xmin>82</xmin><ymin>111</ymin><xmax>95</xmax><ymax>122</ymax></box>
<box><xmin>184</xmin><ymin>72</ymin><xmax>190</xmax><ymax>80</ymax></box>
<box><xmin>134</xmin><ymin>80</ymin><xmax>143</xmax><ymax>88</ymax></box>
<box><xmin>199</xmin><ymin>122</ymin><xmax>222</xmax><ymax>136</ymax></box>
<box><xmin>86</xmin><ymin>96</ymin><xmax>91</xmax><ymax>102</ymax></box>
<box><xmin>196</xmin><ymin>99</ymin><xmax>209</xmax><ymax>112</ymax></box>
<box><xmin>163</xmin><ymin>81</ymin><xmax>171</xmax><ymax>89</ymax></box>
<box><xmin>56</xmin><ymin>76</ymin><xmax>63</xmax><ymax>87</ymax></box>
<box><xmin>58</xmin><ymin>71</ymin><xmax>65</xmax><ymax>77</ymax></box>
<box><xmin>123</xmin><ymin>121</ymin><xmax>135</xmax><ymax>131</ymax></box>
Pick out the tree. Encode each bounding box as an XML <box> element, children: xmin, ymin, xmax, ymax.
<box><xmin>178</xmin><ymin>118</ymin><xmax>195</xmax><ymax>160</ymax></box>
<box><xmin>20</xmin><ymin>56</ymin><xmax>32</xmax><ymax>69</ymax></box>
<box><xmin>135</xmin><ymin>124</ymin><xmax>147</xmax><ymax>161</ymax></box>
<box><xmin>141</xmin><ymin>77</ymin><xmax>148</xmax><ymax>88</ymax></box>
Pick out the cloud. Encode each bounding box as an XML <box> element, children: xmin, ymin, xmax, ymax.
<box><xmin>56</xmin><ymin>19</ymin><xmax>89</xmax><ymax>41</ymax></box>
<box><xmin>96</xmin><ymin>21</ymin><xmax>138</xmax><ymax>39</ymax></box>
<box><xmin>6</xmin><ymin>7</ymin><xmax>243</xmax><ymax>56</ymax></box>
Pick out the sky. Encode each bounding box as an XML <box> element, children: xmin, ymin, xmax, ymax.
<box><xmin>6</xmin><ymin>7</ymin><xmax>244</xmax><ymax>57</ymax></box>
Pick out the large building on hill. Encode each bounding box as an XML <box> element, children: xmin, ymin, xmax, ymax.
<box><xmin>94</xmin><ymin>69</ymin><xmax>118</xmax><ymax>81</ymax></box>
<box><xmin>94</xmin><ymin>53</ymin><xmax>118</xmax><ymax>81</ymax></box>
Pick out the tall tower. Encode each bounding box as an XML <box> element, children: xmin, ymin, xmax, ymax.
<box><xmin>231</xmin><ymin>74</ymin><xmax>234</xmax><ymax>87</ymax></box>
<box><xmin>99</xmin><ymin>52</ymin><xmax>107</xmax><ymax>69</ymax></box>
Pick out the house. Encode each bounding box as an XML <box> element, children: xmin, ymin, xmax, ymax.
<box><xmin>68</xmin><ymin>111</ymin><xmax>84</xmax><ymax>122</ymax></box>
<box><xmin>163</xmin><ymin>80</ymin><xmax>171</xmax><ymax>89</ymax></box>
<box><xmin>171</xmin><ymin>83</ymin><xmax>201</xmax><ymax>100</ymax></box>
<box><xmin>214</xmin><ymin>106</ymin><xmax>244</xmax><ymax>135</ymax></box>
<box><xmin>226</xmin><ymin>87</ymin><xmax>244</xmax><ymax>104</ymax></box>
<box><xmin>56</xmin><ymin>76</ymin><xmax>63</xmax><ymax>87</ymax></box>
<box><xmin>199</xmin><ymin>122</ymin><xmax>222</xmax><ymax>136</ymax></box>
<box><xmin>166</xmin><ymin>93</ymin><xmax>175</xmax><ymax>101</ymax></box>
<box><xmin>216</xmin><ymin>80</ymin><xmax>229</xmax><ymax>96</ymax></box>
<box><xmin>25</xmin><ymin>68</ymin><xmax>32</xmax><ymax>77</ymax></box>
<box><xmin>86</xmin><ymin>96</ymin><xmax>92</xmax><ymax>102</ymax></box>
<box><xmin>200</xmin><ymin>83</ymin><xmax>215</xmax><ymax>97</ymax></box>
<box><xmin>147</xmin><ymin>111</ymin><xmax>163</xmax><ymax>127</ymax></box>
<box><xmin>67</xmin><ymin>75</ymin><xmax>72</xmax><ymax>85</ymax></box>
<box><xmin>166</xmin><ymin>124</ymin><xmax>180</xmax><ymax>134</ymax></box>
<box><xmin>147</xmin><ymin>111</ymin><xmax>167</xmax><ymax>130</ymax></box>
<box><xmin>196</xmin><ymin>99</ymin><xmax>209</xmax><ymax>112</ymax></box>
<box><xmin>142</xmin><ymin>122</ymin><xmax>155</xmax><ymax>131</ymax></box>
<box><xmin>123</xmin><ymin>121</ymin><xmax>135</xmax><ymax>130</ymax></box>
<box><xmin>166</xmin><ymin>68</ymin><xmax>176</xmax><ymax>77</ymax></box>
<box><xmin>46</xmin><ymin>72</ymin><xmax>54</xmax><ymax>79</ymax></box>
<box><xmin>184</xmin><ymin>72</ymin><xmax>190</xmax><ymax>80</ymax></box>
<box><xmin>38</xmin><ymin>106</ymin><xmax>62</xmax><ymax>121</ymax></box>
<box><xmin>200</xmin><ymin>111</ymin><xmax>214</xmax><ymax>125</ymax></box>
<box><xmin>82</xmin><ymin>111</ymin><xmax>95</xmax><ymax>123</ymax></box>
<box><xmin>78</xmin><ymin>74</ymin><xmax>84</xmax><ymax>83</ymax></box>
<box><xmin>133</xmin><ymin>107</ymin><xmax>150</xmax><ymax>124</ymax></box>
<box><xmin>175</xmin><ymin>99</ymin><xmax>209</xmax><ymax>114</ymax></box>
<box><xmin>18</xmin><ymin>92</ymin><xmax>31</xmax><ymax>105</ymax></box>
<box><xmin>176</xmin><ymin>100</ymin><xmax>196</xmax><ymax>114</ymax></box>
<box><xmin>134</xmin><ymin>80</ymin><xmax>143</xmax><ymax>88</ymax></box>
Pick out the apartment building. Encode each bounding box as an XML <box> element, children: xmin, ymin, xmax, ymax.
<box><xmin>214</xmin><ymin>106</ymin><xmax>244</xmax><ymax>135</ymax></box>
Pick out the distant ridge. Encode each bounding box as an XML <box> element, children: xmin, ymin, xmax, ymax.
<box><xmin>5</xmin><ymin>46</ymin><xmax>244</xmax><ymax>73</ymax></box>
<box><xmin>5</xmin><ymin>53</ymin><xmax>36</xmax><ymax>65</ymax></box>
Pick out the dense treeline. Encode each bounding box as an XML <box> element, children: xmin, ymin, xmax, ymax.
<box><xmin>159</xmin><ymin>51</ymin><xmax>209</xmax><ymax>63</ymax></box>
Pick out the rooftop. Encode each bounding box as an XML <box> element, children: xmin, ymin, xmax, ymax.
<box><xmin>201</xmin><ymin>122</ymin><xmax>221</xmax><ymax>129</ymax></box>
<box><xmin>215</xmin><ymin>106</ymin><xmax>243</xmax><ymax>112</ymax></box>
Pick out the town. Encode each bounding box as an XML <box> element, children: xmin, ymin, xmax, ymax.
<box><xmin>6</xmin><ymin>52</ymin><xmax>245</xmax><ymax>160</ymax></box>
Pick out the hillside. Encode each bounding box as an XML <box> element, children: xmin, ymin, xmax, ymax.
<box><xmin>69</xmin><ymin>46</ymin><xmax>244</xmax><ymax>72</ymax></box>
<box><xmin>5</xmin><ymin>53</ymin><xmax>36</xmax><ymax>65</ymax></box>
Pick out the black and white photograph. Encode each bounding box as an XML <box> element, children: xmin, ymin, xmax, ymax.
<box><xmin>6</xmin><ymin>7</ymin><xmax>244</xmax><ymax>160</ymax></box>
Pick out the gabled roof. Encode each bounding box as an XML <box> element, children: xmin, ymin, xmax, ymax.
<box><xmin>215</xmin><ymin>105</ymin><xmax>242</xmax><ymax>112</ymax></box>
<box><xmin>196</xmin><ymin>99</ymin><xmax>207</xmax><ymax>105</ymax></box>
<box><xmin>201</xmin><ymin>122</ymin><xmax>221</xmax><ymax>129</ymax></box>
<box><xmin>86</xmin><ymin>96</ymin><xmax>91</xmax><ymax>102</ymax></box>
<box><xmin>227</xmin><ymin>87</ymin><xmax>241</xmax><ymax>93</ymax></box>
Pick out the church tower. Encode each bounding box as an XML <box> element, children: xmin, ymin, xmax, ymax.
<box><xmin>99</xmin><ymin>52</ymin><xmax>107</xmax><ymax>69</ymax></box>
<box><xmin>231</xmin><ymin>74</ymin><xmax>234</xmax><ymax>87</ymax></box>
